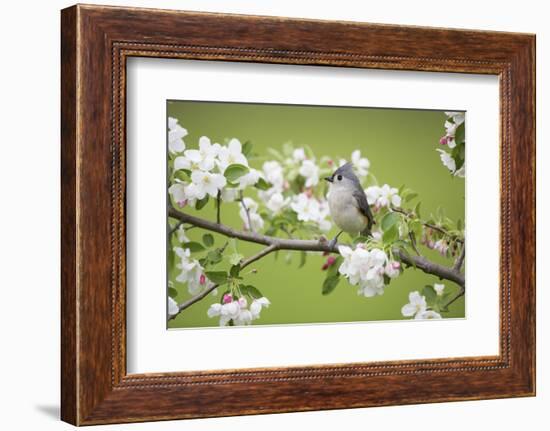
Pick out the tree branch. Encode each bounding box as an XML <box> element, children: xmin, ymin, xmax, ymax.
<box><xmin>392</xmin><ymin>207</ymin><xmax>464</xmax><ymax>244</ymax></box>
<box><xmin>168</xmin><ymin>243</ymin><xmax>279</xmax><ymax>321</ymax></box>
<box><xmin>169</xmin><ymin>206</ymin><xmax>465</xmax><ymax>289</ymax></box>
<box><xmin>453</xmin><ymin>243</ymin><xmax>466</xmax><ymax>271</ymax></box>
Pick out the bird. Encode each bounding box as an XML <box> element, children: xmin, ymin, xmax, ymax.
<box><xmin>324</xmin><ymin>162</ymin><xmax>375</xmax><ymax>246</ymax></box>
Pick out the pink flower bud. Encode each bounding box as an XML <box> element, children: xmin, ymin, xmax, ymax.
<box><xmin>327</xmin><ymin>256</ymin><xmax>336</xmax><ymax>266</ymax></box>
<box><xmin>199</xmin><ymin>274</ymin><xmax>206</xmax><ymax>285</ymax></box>
<box><xmin>391</xmin><ymin>261</ymin><xmax>401</xmax><ymax>270</ymax></box>
<box><xmin>439</xmin><ymin>136</ymin><xmax>448</xmax><ymax>146</ymax></box>
<box><xmin>327</xmin><ymin>159</ymin><xmax>334</xmax><ymax>166</ymax></box>
<box><xmin>223</xmin><ymin>294</ymin><xmax>233</xmax><ymax>304</ymax></box>
<box><xmin>177</xmin><ymin>200</ymin><xmax>187</xmax><ymax>208</ymax></box>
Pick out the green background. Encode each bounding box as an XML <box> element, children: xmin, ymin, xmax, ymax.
<box><xmin>167</xmin><ymin>101</ymin><xmax>465</xmax><ymax>329</ymax></box>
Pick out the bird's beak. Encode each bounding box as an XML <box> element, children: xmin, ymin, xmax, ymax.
<box><xmin>324</xmin><ymin>177</ymin><xmax>333</xmax><ymax>183</ymax></box>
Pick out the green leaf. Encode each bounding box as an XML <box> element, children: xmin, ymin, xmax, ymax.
<box><xmin>174</xmin><ymin>169</ymin><xmax>191</xmax><ymax>182</ymax></box>
<box><xmin>455</xmin><ymin>122</ymin><xmax>465</xmax><ymax>145</ymax></box>
<box><xmin>404</xmin><ymin>192</ymin><xmax>418</xmax><ymax>203</ymax></box>
<box><xmin>204</xmin><ymin>271</ymin><xmax>228</xmax><ymax>285</ymax></box>
<box><xmin>242</xmin><ymin>140</ymin><xmax>253</xmax><ymax>156</ymax></box>
<box><xmin>196</xmin><ymin>196</ymin><xmax>209</xmax><ymax>210</ymax></box>
<box><xmin>206</xmin><ymin>249</ymin><xmax>223</xmax><ymax>265</ymax></box>
<box><xmin>224</xmin><ymin>164</ymin><xmax>249</xmax><ymax>182</ymax></box>
<box><xmin>382</xmin><ymin>224</ymin><xmax>399</xmax><ymax>244</ymax></box>
<box><xmin>381</xmin><ymin>212</ymin><xmax>400</xmax><ymax>231</ymax></box>
<box><xmin>240</xmin><ymin>284</ymin><xmax>263</xmax><ymax>299</ymax></box>
<box><xmin>254</xmin><ymin>177</ymin><xmax>271</xmax><ymax>191</ymax></box>
<box><xmin>409</xmin><ymin>219</ymin><xmax>423</xmax><ymax>239</ymax></box>
<box><xmin>322</xmin><ymin>275</ymin><xmax>340</xmax><ymax>295</ymax></box>
<box><xmin>299</xmin><ymin>251</ymin><xmax>307</xmax><ymax>268</ymax></box>
<box><xmin>327</xmin><ymin>255</ymin><xmax>343</xmax><ymax>277</ymax></box>
<box><xmin>413</xmin><ymin>201</ymin><xmax>422</xmax><ymax>218</ymax></box>
<box><xmin>184</xmin><ymin>241</ymin><xmax>205</xmax><ymax>252</ymax></box>
<box><xmin>228</xmin><ymin>252</ymin><xmax>244</xmax><ymax>266</ymax></box>
<box><xmin>423</xmin><ymin>285</ymin><xmax>437</xmax><ymax>304</ymax></box>
<box><xmin>202</xmin><ymin>234</ymin><xmax>214</xmax><ymax>247</ymax></box>
<box><xmin>230</xmin><ymin>264</ymin><xmax>241</xmax><ymax>278</ymax></box>
<box><xmin>456</xmin><ymin>218</ymin><xmax>463</xmax><ymax>231</ymax></box>
<box><xmin>168</xmin><ymin>287</ymin><xmax>178</xmax><ymax>299</ymax></box>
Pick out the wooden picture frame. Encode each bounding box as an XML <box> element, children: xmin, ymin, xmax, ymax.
<box><xmin>61</xmin><ymin>4</ymin><xmax>535</xmax><ymax>425</ymax></box>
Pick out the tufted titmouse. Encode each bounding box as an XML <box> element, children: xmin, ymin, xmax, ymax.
<box><xmin>324</xmin><ymin>162</ymin><xmax>375</xmax><ymax>244</ymax></box>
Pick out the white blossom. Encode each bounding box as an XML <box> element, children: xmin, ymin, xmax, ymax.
<box><xmin>434</xmin><ymin>283</ymin><xmax>445</xmax><ymax>296</ymax></box>
<box><xmin>168</xmin><ymin>182</ymin><xmax>200</xmax><ymax>208</ymax></box>
<box><xmin>365</xmin><ymin>184</ymin><xmax>401</xmax><ymax>208</ymax></box>
<box><xmin>416</xmin><ymin>310</ymin><xmax>442</xmax><ymax>320</ymax></box>
<box><xmin>176</xmin><ymin>224</ymin><xmax>190</xmax><ymax>243</ymax></box>
<box><xmin>338</xmin><ymin>245</ymin><xmax>390</xmax><ymax>297</ymax></box>
<box><xmin>351</xmin><ymin>150</ymin><xmax>370</xmax><ymax>177</ymax></box>
<box><xmin>207</xmin><ymin>295</ymin><xmax>270</xmax><ymax>326</ymax></box>
<box><xmin>437</xmin><ymin>149</ymin><xmax>456</xmax><ymax>173</ymax></box>
<box><xmin>236</xmin><ymin>168</ymin><xmax>261</xmax><ymax>189</ymax></box>
<box><xmin>174</xmin><ymin>247</ymin><xmax>205</xmax><ymax>295</ymax></box>
<box><xmin>168</xmin><ymin>117</ymin><xmax>187</xmax><ymax>153</ymax></box>
<box><xmin>266</xmin><ymin>192</ymin><xmax>290</xmax><ymax>215</ymax></box>
<box><xmin>250</xmin><ymin>297</ymin><xmax>270</xmax><ymax>318</ymax></box>
<box><xmin>262</xmin><ymin>161</ymin><xmax>284</xmax><ymax>192</ymax></box>
<box><xmin>218</xmin><ymin>138</ymin><xmax>248</xmax><ymax>172</ymax></box>
<box><xmin>190</xmin><ymin>170</ymin><xmax>227</xmax><ymax>199</ymax></box>
<box><xmin>434</xmin><ymin>239</ymin><xmax>449</xmax><ymax>256</ymax></box>
<box><xmin>168</xmin><ymin>296</ymin><xmax>179</xmax><ymax>317</ymax></box>
<box><xmin>239</xmin><ymin>197</ymin><xmax>264</xmax><ymax>231</ymax></box>
<box><xmin>220</xmin><ymin>187</ymin><xmax>239</xmax><ymax>202</ymax></box>
<box><xmin>401</xmin><ymin>291</ymin><xmax>427</xmax><ymax>317</ymax></box>
<box><xmin>292</xmin><ymin>147</ymin><xmax>306</xmax><ymax>162</ymax></box>
<box><xmin>290</xmin><ymin>193</ymin><xmax>332</xmax><ymax>232</ymax></box>
<box><xmin>298</xmin><ymin>159</ymin><xmax>320</xmax><ymax>187</ymax></box>
<box><xmin>385</xmin><ymin>261</ymin><xmax>401</xmax><ymax>278</ymax></box>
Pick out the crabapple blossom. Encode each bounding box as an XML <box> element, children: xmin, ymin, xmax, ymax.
<box><xmin>262</xmin><ymin>160</ymin><xmax>284</xmax><ymax>192</ymax></box>
<box><xmin>338</xmin><ymin>245</ymin><xmax>390</xmax><ymax>297</ymax></box>
<box><xmin>168</xmin><ymin>296</ymin><xmax>179</xmax><ymax>317</ymax></box>
<box><xmin>401</xmin><ymin>291</ymin><xmax>427</xmax><ymax>317</ymax></box>
<box><xmin>239</xmin><ymin>197</ymin><xmax>264</xmax><ymax>231</ymax></box>
<box><xmin>385</xmin><ymin>261</ymin><xmax>401</xmax><ymax>278</ymax></box>
<box><xmin>434</xmin><ymin>239</ymin><xmax>449</xmax><ymax>256</ymax></box>
<box><xmin>168</xmin><ymin>183</ymin><xmax>189</xmax><ymax>208</ymax></box>
<box><xmin>266</xmin><ymin>192</ymin><xmax>290</xmax><ymax>215</ymax></box>
<box><xmin>236</xmin><ymin>168</ymin><xmax>261</xmax><ymax>189</ymax></box>
<box><xmin>434</xmin><ymin>283</ymin><xmax>445</xmax><ymax>296</ymax></box>
<box><xmin>176</xmin><ymin>224</ymin><xmax>190</xmax><ymax>243</ymax></box>
<box><xmin>290</xmin><ymin>193</ymin><xmax>332</xmax><ymax>232</ymax></box>
<box><xmin>416</xmin><ymin>310</ymin><xmax>442</xmax><ymax>319</ymax></box>
<box><xmin>168</xmin><ymin>117</ymin><xmax>187</xmax><ymax>153</ymax></box>
<box><xmin>292</xmin><ymin>147</ymin><xmax>306</xmax><ymax>162</ymax></box>
<box><xmin>217</xmin><ymin>138</ymin><xmax>248</xmax><ymax>172</ymax></box>
<box><xmin>351</xmin><ymin>150</ymin><xmax>370</xmax><ymax>177</ymax></box>
<box><xmin>190</xmin><ymin>170</ymin><xmax>227</xmax><ymax>199</ymax></box>
<box><xmin>298</xmin><ymin>159</ymin><xmax>320</xmax><ymax>187</ymax></box>
<box><xmin>365</xmin><ymin>184</ymin><xmax>402</xmax><ymax>208</ymax></box>
<box><xmin>174</xmin><ymin>247</ymin><xmax>205</xmax><ymax>295</ymax></box>
<box><xmin>436</xmin><ymin>149</ymin><xmax>456</xmax><ymax>173</ymax></box>
<box><xmin>207</xmin><ymin>295</ymin><xmax>270</xmax><ymax>326</ymax></box>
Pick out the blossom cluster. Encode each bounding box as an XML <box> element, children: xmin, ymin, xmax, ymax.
<box><xmin>437</xmin><ymin>111</ymin><xmax>465</xmax><ymax>178</ymax></box>
<box><xmin>337</xmin><ymin>244</ymin><xmax>401</xmax><ymax>297</ymax></box>
<box><xmin>173</xmin><ymin>246</ymin><xmax>215</xmax><ymax>295</ymax></box>
<box><xmin>365</xmin><ymin>184</ymin><xmax>402</xmax><ymax>209</ymax></box>
<box><xmin>168</xmin><ymin>117</ymin><xmax>259</xmax><ymax>207</ymax></box>
<box><xmin>207</xmin><ymin>294</ymin><xmax>270</xmax><ymax>326</ymax></box>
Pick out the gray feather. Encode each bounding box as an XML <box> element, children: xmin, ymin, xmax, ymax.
<box><xmin>353</xmin><ymin>189</ymin><xmax>374</xmax><ymax>231</ymax></box>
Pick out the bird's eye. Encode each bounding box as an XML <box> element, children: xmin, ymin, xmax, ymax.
<box><xmin>337</xmin><ymin>175</ymin><xmax>342</xmax><ymax>181</ymax></box>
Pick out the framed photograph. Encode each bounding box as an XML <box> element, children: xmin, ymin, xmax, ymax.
<box><xmin>61</xmin><ymin>4</ymin><xmax>535</xmax><ymax>425</ymax></box>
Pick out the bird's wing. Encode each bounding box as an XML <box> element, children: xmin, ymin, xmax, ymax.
<box><xmin>352</xmin><ymin>189</ymin><xmax>374</xmax><ymax>223</ymax></box>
